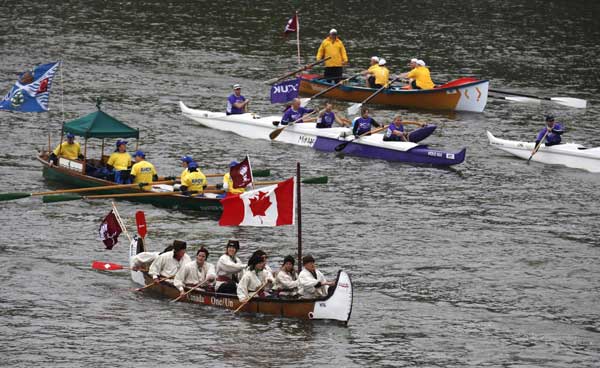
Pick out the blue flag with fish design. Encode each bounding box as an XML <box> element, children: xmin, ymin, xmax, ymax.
<box><xmin>270</xmin><ymin>78</ymin><xmax>300</xmax><ymax>104</ymax></box>
<box><xmin>0</xmin><ymin>61</ymin><xmax>61</xmax><ymax>112</ymax></box>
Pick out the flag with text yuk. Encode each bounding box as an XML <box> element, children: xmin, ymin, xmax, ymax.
<box><xmin>230</xmin><ymin>156</ymin><xmax>254</xmax><ymax>189</ymax></box>
<box><xmin>0</xmin><ymin>61</ymin><xmax>61</xmax><ymax>112</ymax></box>
<box><xmin>270</xmin><ymin>78</ymin><xmax>300</xmax><ymax>104</ymax></box>
<box><xmin>219</xmin><ymin>177</ymin><xmax>295</xmax><ymax>227</ymax></box>
<box><xmin>99</xmin><ymin>210</ymin><xmax>123</xmax><ymax>249</ymax></box>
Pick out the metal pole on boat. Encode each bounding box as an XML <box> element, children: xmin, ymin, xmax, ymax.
<box><xmin>296</xmin><ymin>10</ymin><xmax>301</xmax><ymax>67</ymax></box>
<box><xmin>296</xmin><ymin>161</ymin><xmax>302</xmax><ymax>272</ymax></box>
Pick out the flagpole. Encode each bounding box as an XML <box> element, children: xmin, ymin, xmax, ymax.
<box><xmin>296</xmin><ymin>11</ymin><xmax>301</xmax><ymax>67</ymax></box>
<box><xmin>111</xmin><ymin>201</ymin><xmax>132</xmax><ymax>243</ymax></box>
<box><xmin>296</xmin><ymin>161</ymin><xmax>302</xmax><ymax>273</ymax></box>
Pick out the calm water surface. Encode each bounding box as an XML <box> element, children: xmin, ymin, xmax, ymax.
<box><xmin>1</xmin><ymin>1</ymin><xmax>599</xmax><ymax>367</ymax></box>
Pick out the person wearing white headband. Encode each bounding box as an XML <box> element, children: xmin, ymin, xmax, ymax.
<box><xmin>400</xmin><ymin>58</ymin><xmax>434</xmax><ymax>90</ymax></box>
<box><xmin>362</xmin><ymin>56</ymin><xmax>380</xmax><ymax>88</ymax></box>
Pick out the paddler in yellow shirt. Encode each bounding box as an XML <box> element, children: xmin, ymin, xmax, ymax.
<box><xmin>130</xmin><ymin>150</ymin><xmax>158</xmax><ymax>190</ymax></box>
<box><xmin>316</xmin><ymin>28</ymin><xmax>348</xmax><ymax>83</ymax></box>
<box><xmin>372</xmin><ymin>58</ymin><xmax>390</xmax><ymax>88</ymax></box>
<box><xmin>107</xmin><ymin>139</ymin><xmax>132</xmax><ymax>184</ymax></box>
<box><xmin>361</xmin><ymin>56</ymin><xmax>380</xmax><ymax>88</ymax></box>
<box><xmin>222</xmin><ymin>160</ymin><xmax>246</xmax><ymax>197</ymax></box>
<box><xmin>179</xmin><ymin>155</ymin><xmax>193</xmax><ymax>183</ymax></box>
<box><xmin>49</xmin><ymin>133</ymin><xmax>82</xmax><ymax>165</ymax></box>
<box><xmin>400</xmin><ymin>59</ymin><xmax>435</xmax><ymax>90</ymax></box>
<box><xmin>180</xmin><ymin>161</ymin><xmax>207</xmax><ymax>196</ymax></box>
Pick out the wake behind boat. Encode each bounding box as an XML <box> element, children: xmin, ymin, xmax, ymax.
<box><xmin>487</xmin><ymin>131</ymin><xmax>600</xmax><ymax>173</ymax></box>
<box><xmin>180</xmin><ymin>102</ymin><xmax>465</xmax><ymax>166</ymax></box>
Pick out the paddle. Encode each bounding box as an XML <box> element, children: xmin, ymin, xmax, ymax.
<box><xmin>91</xmin><ymin>261</ymin><xmax>129</xmax><ymax>271</ymax></box>
<box><xmin>300</xmin><ymin>73</ymin><xmax>362</xmax><ymax>107</ymax></box>
<box><xmin>135</xmin><ymin>210</ymin><xmax>147</xmax><ymax>252</ymax></box>
<box><xmin>347</xmin><ymin>77</ymin><xmax>401</xmax><ymax>115</ymax></box>
<box><xmin>0</xmin><ymin>180</ymin><xmax>176</xmax><ymax>202</ymax></box>
<box><xmin>134</xmin><ymin>275</ymin><xmax>175</xmax><ymax>292</ymax></box>
<box><xmin>489</xmin><ymin>88</ymin><xmax>587</xmax><ymax>109</ymax></box>
<box><xmin>171</xmin><ymin>279</ymin><xmax>209</xmax><ymax>303</ymax></box>
<box><xmin>528</xmin><ymin>129</ymin><xmax>549</xmax><ymax>163</ymax></box>
<box><xmin>263</xmin><ymin>57</ymin><xmax>330</xmax><ymax>85</ymax></box>
<box><xmin>42</xmin><ymin>189</ymin><xmax>225</xmax><ymax>203</ymax></box>
<box><xmin>233</xmin><ymin>282</ymin><xmax>268</xmax><ymax>313</ymax></box>
<box><xmin>254</xmin><ymin>176</ymin><xmax>328</xmax><ymax>185</ymax></box>
<box><xmin>269</xmin><ymin>109</ymin><xmax>320</xmax><ymax>140</ymax></box>
<box><xmin>334</xmin><ymin>125</ymin><xmax>389</xmax><ymax>152</ymax></box>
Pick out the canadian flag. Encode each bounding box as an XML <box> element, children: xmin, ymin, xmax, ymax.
<box><xmin>219</xmin><ymin>177</ymin><xmax>295</xmax><ymax>227</ymax></box>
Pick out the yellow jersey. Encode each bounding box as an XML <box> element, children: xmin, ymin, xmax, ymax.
<box><xmin>107</xmin><ymin>152</ymin><xmax>132</xmax><ymax>171</ymax></box>
<box><xmin>180</xmin><ymin>168</ymin><xmax>190</xmax><ymax>183</ymax></box>
<box><xmin>53</xmin><ymin>141</ymin><xmax>81</xmax><ymax>160</ymax></box>
<box><xmin>407</xmin><ymin>66</ymin><xmax>435</xmax><ymax>89</ymax></box>
<box><xmin>316</xmin><ymin>37</ymin><xmax>348</xmax><ymax>67</ymax></box>
<box><xmin>223</xmin><ymin>172</ymin><xmax>245</xmax><ymax>195</ymax></box>
<box><xmin>182</xmin><ymin>170</ymin><xmax>207</xmax><ymax>194</ymax></box>
<box><xmin>373</xmin><ymin>66</ymin><xmax>390</xmax><ymax>86</ymax></box>
<box><xmin>130</xmin><ymin>160</ymin><xmax>157</xmax><ymax>190</ymax></box>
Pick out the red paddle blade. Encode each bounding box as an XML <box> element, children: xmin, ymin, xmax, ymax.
<box><xmin>135</xmin><ymin>211</ymin><xmax>147</xmax><ymax>238</ymax></box>
<box><xmin>92</xmin><ymin>261</ymin><xmax>124</xmax><ymax>271</ymax></box>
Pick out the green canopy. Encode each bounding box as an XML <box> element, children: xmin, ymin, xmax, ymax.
<box><xmin>63</xmin><ymin>109</ymin><xmax>139</xmax><ymax>139</ymax></box>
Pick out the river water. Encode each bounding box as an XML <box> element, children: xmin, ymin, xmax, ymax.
<box><xmin>1</xmin><ymin>0</ymin><xmax>599</xmax><ymax>367</ymax></box>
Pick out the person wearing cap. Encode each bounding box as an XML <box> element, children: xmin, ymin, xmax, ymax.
<box><xmin>180</xmin><ymin>161</ymin><xmax>207</xmax><ymax>196</ymax></box>
<box><xmin>226</xmin><ymin>84</ymin><xmax>249</xmax><ymax>115</ymax></box>
<box><xmin>215</xmin><ymin>240</ymin><xmax>246</xmax><ymax>294</ymax></box>
<box><xmin>352</xmin><ymin>106</ymin><xmax>382</xmax><ymax>137</ymax></box>
<box><xmin>316</xmin><ymin>102</ymin><xmax>349</xmax><ymax>129</ymax></box>
<box><xmin>130</xmin><ymin>150</ymin><xmax>158</xmax><ymax>191</ymax></box>
<box><xmin>361</xmin><ymin>56</ymin><xmax>380</xmax><ymax>88</ymax></box>
<box><xmin>273</xmin><ymin>255</ymin><xmax>300</xmax><ymax>298</ymax></box>
<box><xmin>298</xmin><ymin>255</ymin><xmax>335</xmax><ymax>299</ymax></box>
<box><xmin>107</xmin><ymin>140</ymin><xmax>132</xmax><ymax>184</ymax></box>
<box><xmin>237</xmin><ymin>251</ymin><xmax>275</xmax><ymax>301</ymax></box>
<box><xmin>148</xmin><ymin>240</ymin><xmax>192</xmax><ymax>283</ymax></box>
<box><xmin>49</xmin><ymin>132</ymin><xmax>82</xmax><ymax>165</ymax></box>
<box><xmin>316</xmin><ymin>28</ymin><xmax>348</xmax><ymax>83</ymax></box>
<box><xmin>400</xmin><ymin>59</ymin><xmax>434</xmax><ymax>90</ymax></box>
<box><xmin>280</xmin><ymin>98</ymin><xmax>316</xmax><ymax>126</ymax></box>
<box><xmin>174</xmin><ymin>246</ymin><xmax>216</xmax><ymax>296</ymax></box>
<box><xmin>371</xmin><ymin>58</ymin><xmax>390</xmax><ymax>89</ymax></box>
<box><xmin>535</xmin><ymin>115</ymin><xmax>564</xmax><ymax>147</ymax></box>
<box><xmin>222</xmin><ymin>161</ymin><xmax>246</xmax><ymax>196</ymax></box>
<box><xmin>179</xmin><ymin>155</ymin><xmax>193</xmax><ymax>183</ymax></box>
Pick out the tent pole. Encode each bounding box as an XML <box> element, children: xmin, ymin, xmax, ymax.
<box><xmin>101</xmin><ymin>139</ymin><xmax>104</xmax><ymax>162</ymax></box>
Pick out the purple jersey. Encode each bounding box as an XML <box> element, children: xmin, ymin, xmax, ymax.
<box><xmin>281</xmin><ymin>106</ymin><xmax>314</xmax><ymax>125</ymax></box>
<box><xmin>352</xmin><ymin>116</ymin><xmax>378</xmax><ymax>136</ymax></box>
<box><xmin>536</xmin><ymin>123</ymin><xmax>563</xmax><ymax>145</ymax></box>
<box><xmin>227</xmin><ymin>94</ymin><xmax>246</xmax><ymax>115</ymax></box>
<box><xmin>317</xmin><ymin>111</ymin><xmax>336</xmax><ymax>128</ymax></box>
<box><xmin>384</xmin><ymin>123</ymin><xmax>405</xmax><ymax>139</ymax></box>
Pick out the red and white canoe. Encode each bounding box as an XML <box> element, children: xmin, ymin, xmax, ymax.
<box><xmin>299</xmin><ymin>75</ymin><xmax>489</xmax><ymax>112</ymax></box>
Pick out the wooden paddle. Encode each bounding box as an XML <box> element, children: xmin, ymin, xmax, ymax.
<box><xmin>300</xmin><ymin>73</ymin><xmax>362</xmax><ymax>107</ymax></box>
<box><xmin>134</xmin><ymin>275</ymin><xmax>175</xmax><ymax>292</ymax></box>
<box><xmin>490</xmin><ymin>89</ymin><xmax>587</xmax><ymax>109</ymax></box>
<box><xmin>0</xmin><ymin>180</ymin><xmax>176</xmax><ymax>202</ymax></box>
<box><xmin>263</xmin><ymin>57</ymin><xmax>330</xmax><ymax>85</ymax></box>
<box><xmin>347</xmin><ymin>77</ymin><xmax>401</xmax><ymax>115</ymax></box>
<box><xmin>528</xmin><ymin>129</ymin><xmax>550</xmax><ymax>163</ymax></box>
<box><xmin>42</xmin><ymin>189</ymin><xmax>225</xmax><ymax>203</ymax></box>
<box><xmin>254</xmin><ymin>176</ymin><xmax>328</xmax><ymax>185</ymax></box>
<box><xmin>334</xmin><ymin>125</ymin><xmax>389</xmax><ymax>152</ymax></box>
<box><xmin>171</xmin><ymin>279</ymin><xmax>210</xmax><ymax>303</ymax></box>
<box><xmin>269</xmin><ymin>109</ymin><xmax>320</xmax><ymax>140</ymax></box>
<box><xmin>233</xmin><ymin>282</ymin><xmax>268</xmax><ymax>313</ymax></box>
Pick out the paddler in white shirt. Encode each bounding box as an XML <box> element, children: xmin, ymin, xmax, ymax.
<box><xmin>174</xmin><ymin>246</ymin><xmax>216</xmax><ymax>296</ymax></box>
<box><xmin>273</xmin><ymin>255</ymin><xmax>300</xmax><ymax>298</ymax></box>
<box><xmin>237</xmin><ymin>252</ymin><xmax>275</xmax><ymax>302</ymax></box>
<box><xmin>148</xmin><ymin>240</ymin><xmax>192</xmax><ymax>283</ymax></box>
<box><xmin>298</xmin><ymin>254</ymin><xmax>335</xmax><ymax>299</ymax></box>
<box><xmin>215</xmin><ymin>240</ymin><xmax>246</xmax><ymax>294</ymax></box>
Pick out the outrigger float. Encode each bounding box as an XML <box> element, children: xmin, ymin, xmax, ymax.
<box><xmin>180</xmin><ymin>102</ymin><xmax>466</xmax><ymax>166</ymax></box>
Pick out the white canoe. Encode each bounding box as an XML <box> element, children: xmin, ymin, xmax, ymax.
<box><xmin>487</xmin><ymin>131</ymin><xmax>600</xmax><ymax>173</ymax></box>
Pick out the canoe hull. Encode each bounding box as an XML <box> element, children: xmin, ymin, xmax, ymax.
<box><xmin>38</xmin><ymin>156</ymin><xmax>223</xmax><ymax>211</ymax></box>
<box><xmin>299</xmin><ymin>76</ymin><xmax>489</xmax><ymax>112</ymax></box>
<box><xmin>487</xmin><ymin>131</ymin><xmax>600</xmax><ymax>173</ymax></box>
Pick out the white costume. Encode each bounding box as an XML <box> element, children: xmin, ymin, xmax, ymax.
<box><xmin>298</xmin><ymin>268</ymin><xmax>329</xmax><ymax>299</ymax></box>
<box><xmin>237</xmin><ymin>268</ymin><xmax>274</xmax><ymax>301</ymax></box>
<box><xmin>148</xmin><ymin>251</ymin><xmax>192</xmax><ymax>280</ymax></box>
<box><xmin>273</xmin><ymin>269</ymin><xmax>299</xmax><ymax>297</ymax></box>
<box><xmin>130</xmin><ymin>251</ymin><xmax>159</xmax><ymax>270</ymax></box>
<box><xmin>215</xmin><ymin>254</ymin><xmax>245</xmax><ymax>290</ymax></box>
<box><xmin>174</xmin><ymin>261</ymin><xmax>216</xmax><ymax>292</ymax></box>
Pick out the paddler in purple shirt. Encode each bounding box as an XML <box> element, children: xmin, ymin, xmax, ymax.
<box><xmin>226</xmin><ymin>84</ymin><xmax>250</xmax><ymax>115</ymax></box>
<box><xmin>383</xmin><ymin>115</ymin><xmax>425</xmax><ymax>141</ymax></box>
<box><xmin>316</xmin><ymin>102</ymin><xmax>349</xmax><ymax>128</ymax></box>
<box><xmin>279</xmin><ymin>98</ymin><xmax>315</xmax><ymax>126</ymax></box>
<box><xmin>351</xmin><ymin>107</ymin><xmax>381</xmax><ymax>136</ymax></box>
<box><xmin>535</xmin><ymin>114</ymin><xmax>564</xmax><ymax>147</ymax></box>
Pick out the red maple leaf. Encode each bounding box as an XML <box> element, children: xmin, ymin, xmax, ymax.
<box><xmin>249</xmin><ymin>191</ymin><xmax>272</xmax><ymax>218</ymax></box>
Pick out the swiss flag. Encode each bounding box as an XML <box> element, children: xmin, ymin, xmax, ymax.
<box><xmin>284</xmin><ymin>14</ymin><xmax>298</xmax><ymax>34</ymax></box>
<box><xmin>219</xmin><ymin>177</ymin><xmax>295</xmax><ymax>227</ymax></box>
<box><xmin>230</xmin><ymin>156</ymin><xmax>253</xmax><ymax>189</ymax></box>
